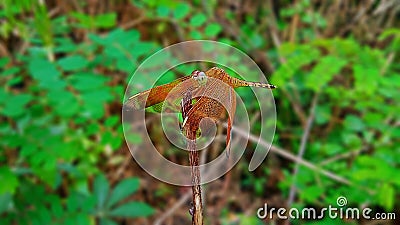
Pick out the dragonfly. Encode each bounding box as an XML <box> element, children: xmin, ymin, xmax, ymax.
<box><xmin>124</xmin><ymin>67</ymin><xmax>276</xmax><ymax>153</ymax></box>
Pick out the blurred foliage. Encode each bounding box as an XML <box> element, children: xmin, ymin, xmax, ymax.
<box><xmin>0</xmin><ymin>0</ymin><xmax>399</xmax><ymax>224</ymax></box>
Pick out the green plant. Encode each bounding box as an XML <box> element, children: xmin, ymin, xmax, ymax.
<box><xmin>0</xmin><ymin>174</ymin><xmax>153</xmax><ymax>225</ymax></box>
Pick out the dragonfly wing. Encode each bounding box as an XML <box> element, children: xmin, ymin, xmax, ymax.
<box><xmin>147</xmin><ymin>96</ymin><xmax>193</xmax><ymax>113</ymax></box>
<box><xmin>184</xmin><ymin>77</ymin><xmax>236</xmax><ymax>154</ymax></box>
<box><xmin>124</xmin><ymin>76</ymin><xmax>193</xmax><ymax>111</ymax></box>
<box><xmin>226</xmin><ymin>87</ymin><xmax>236</xmax><ymax>156</ymax></box>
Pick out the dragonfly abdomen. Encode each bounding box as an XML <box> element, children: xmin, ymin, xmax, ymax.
<box><xmin>227</xmin><ymin>76</ymin><xmax>276</xmax><ymax>89</ymax></box>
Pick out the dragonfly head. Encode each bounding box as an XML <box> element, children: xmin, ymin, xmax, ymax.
<box><xmin>191</xmin><ymin>70</ymin><xmax>207</xmax><ymax>86</ymax></box>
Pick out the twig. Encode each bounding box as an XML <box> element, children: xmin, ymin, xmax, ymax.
<box><xmin>120</xmin><ymin>15</ymin><xmax>146</xmax><ymax>29</ymax></box>
<box><xmin>153</xmin><ymin>192</ymin><xmax>191</xmax><ymax>225</ymax></box>
<box><xmin>319</xmin><ymin>148</ymin><xmax>366</xmax><ymax>166</ymax></box>
<box><xmin>380</xmin><ymin>52</ymin><xmax>395</xmax><ymax>75</ymax></box>
<box><xmin>181</xmin><ymin>91</ymin><xmax>203</xmax><ymax>225</ymax></box>
<box><xmin>373</xmin><ymin>0</ymin><xmax>396</xmax><ymax>15</ymax></box>
<box><xmin>229</xmin><ymin>124</ymin><xmax>351</xmax><ymax>186</ymax></box>
<box><xmin>153</xmin><ymin>144</ymin><xmax>209</xmax><ymax>225</ymax></box>
<box><xmin>287</xmin><ymin>94</ymin><xmax>319</xmax><ymax>208</ymax></box>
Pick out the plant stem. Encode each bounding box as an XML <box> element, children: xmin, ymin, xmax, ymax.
<box><xmin>181</xmin><ymin>91</ymin><xmax>203</xmax><ymax>225</ymax></box>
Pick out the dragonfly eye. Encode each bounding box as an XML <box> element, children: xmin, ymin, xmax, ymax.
<box><xmin>197</xmin><ymin>71</ymin><xmax>207</xmax><ymax>85</ymax></box>
<box><xmin>198</xmin><ymin>72</ymin><xmax>206</xmax><ymax>81</ymax></box>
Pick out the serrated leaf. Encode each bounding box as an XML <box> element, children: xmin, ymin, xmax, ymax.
<box><xmin>109</xmin><ymin>202</ymin><xmax>154</xmax><ymax>218</ymax></box>
<box><xmin>106</xmin><ymin>178</ymin><xmax>140</xmax><ymax>208</ymax></box>
<box><xmin>306</xmin><ymin>56</ymin><xmax>347</xmax><ymax>91</ymax></box>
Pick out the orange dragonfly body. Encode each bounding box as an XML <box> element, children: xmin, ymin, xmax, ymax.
<box><xmin>125</xmin><ymin>67</ymin><xmax>276</xmax><ymax>151</ymax></box>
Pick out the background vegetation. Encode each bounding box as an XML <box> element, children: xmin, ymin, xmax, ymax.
<box><xmin>0</xmin><ymin>0</ymin><xmax>399</xmax><ymax>224</ymax></box>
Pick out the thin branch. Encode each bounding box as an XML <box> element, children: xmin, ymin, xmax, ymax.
<box><xmin>153</xmin><ymin>143</ymin><xmax>209</xmax><ymax>225</ymax></box>
<box><xmin>287</xmin><ymin>94</ymin><xmax>319</xmax><ymax>208</ymax></box>
<box><xmin>153</xmin><ymin>192</ymin><xmax>191</xmax><ymax>225</ymax></box>
<box><xmin>229</xmin><ymin>125</ymin><xmax>352</xmax><ymax>186</ymax></box>
<box><xmin>319</xmin><ymin>148</ymin><xmax>366</xmax><ymax>166</ymax></box>
<box><xmin>181</xmin><ymin>91</ymin><xmax>203</xmax><ymax>225</ymax></box>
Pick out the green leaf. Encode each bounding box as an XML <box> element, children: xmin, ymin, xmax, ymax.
<box><xmin>300</xmin><ymin>185</ymin><xmax>324</xmax><ymax>202</ymax></box>
<box><xmin>100</xmin><ymin>218</ymin><xmax>118</xmax><ymax>225</ymax></box>
<box><xmin>0</xmin><ymin>166</ymin><xmax>19</xmax><ymax>194</ymax></box>
<box><xmin>94</xmin><ymin>13</ymin><xmax>117</xmax><ymax>28</ymax></box>
<box><xmin>190</xmin><ymin>13</ymin><xmax>207</xmax><ymax>27</ymax></box>
<box><xmin>189</xmin><ymin>30</ymin><xmax>202</xmax><ymax>39</ymax></box>
<box><xmin>0</xmin><ymin>57</ymin><xmax>10</xmax><ymax>67</ymax></box>
<box><xmin>306</xmin><ymin>56</ymin><xmax>347</xmax><ymax>91</ymax></box>
<box><xmin>315</xmin><ymin>104</ymin><xmax>331</xmax><ymax>125</ymax></box>
<box><xmin>68</xmin><ymin>72</ymin><xmax>109</xmax><ymax>91</ymax></box>
<box><xmin>378</xmin><ymin>183</ymin><xmax>394</xmax><ymax>211</ymax></box>
<box><xmin>1</xmin><ymin>94</ymin><xmax>33</xmax><ymax>117</ymax></box>
<box><xmin>107</xmin><ymin>178</ymin><xmax>140</xmax><ymax>208</ymax></box>
<box><xmin>94</xmin><ymin>174</ymin><xmax>110</xmax><ymax>208</ymax></box>
<box><xmin>70</xmin><ymin>12</ymin><xmax>93</xmax><ymax>28</ymax></box>
<box><xmin>378</xmin><ymin>28</ymin><xmax>400</xmax><ymax>40</ymax></box>
<box><xmin>58</xmin><ymin>55</ymin><xmax>89</xmax><ymax>71</ymax></box>
<box><xmin>47</xmin><ymin>90</ymin><xmax>79</xmax><ymax>117</ymax></box>
<box><xmin>0</xmin><ymin>193</ymin><xmax>12</xmax><ymax>213</ymax></box>
<box><xmin>80</xmin><ymin>89</ymin><xmax>113</xmax><ymax>118</ymax></box>
<box><xmin>101</xmin><ymin>131</ymin><xmax>122</xmax><ymax>150</ymax></box>
<box><xmin>28</xmin><ymin>58</ymin><xmax>61</xmax><ymax>81</ymax></box>
<box><xmin>204</xmin><ymin>23</ymin><xmax>222</xmax><ymax>37</ymax></box>
<box><xmin>105</xmin><ymin>116</ymin><xmax>119</xmax><ymax>128</ymax></box>
<box><xmin>156</xmin><ymin>6</ymin><xmax>170</xmax><ymax>17</ymax></box>
<box><xmin>353</xmin><ymin>64</ymin><xmax>379</xmax><ymax>95</ymax></box>
<box><xmin>344</xmin><ymin>115</ymin><xmax>365</xmax><ymax>132</ymax></box>
<box><xmin>342</xmin><ymin>132</ymin><xmax>362</xmax><ymax>148</ymax></box>
<box><xmin>109</xmin><ymin>202</ymin><xmax>154</xmax><ymax>218</ymax></box>
<box><xmin>54</xmin><ymin>37</ymin><xmax>77</xmax><ymax>53</ymax></box>
<box><xmin>1</xmin><ymin>67</ymin><xmax>20</xmax><ymax>77</ymax></box>
<box><xmin>124</xmin><ymin>131</ymin><xmax>142</xmax><ymax>145</ymax></box>
<box><xmin>173</xmin><ymin>3</ymin><xmax>190</xmax><ymax>20</ymax></box>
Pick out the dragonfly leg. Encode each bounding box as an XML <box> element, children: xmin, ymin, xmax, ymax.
<box><xmin>181</xmin><ymin>116</ymin><xmax>189</xmax><ymax>131</ymax></box>
<box><xmin>226</xmin><ymin>117</ymin><xmax>233</xmax><ymax>158</ymax></box>
<box><xmin>189</xmin><ymin>202</ymin><xmax>194</xmax><ymax>216</ymax></box>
